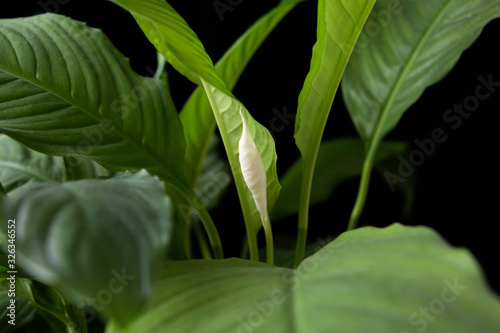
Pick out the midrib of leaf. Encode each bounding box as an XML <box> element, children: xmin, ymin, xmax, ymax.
<box><xmin>3</xmin><ymin>19</ymin><xmax>156</xmax><ymax>171</ymax></box>
<box><xmin>348</xmin><ymin>1</ymin><xmax>454</xmax><ymax>230</ymax></box>
<box><xmin>372</xmin><ymin>2</ymin><xmax>452</xmax><ymax>145</ymax></box>
<box><xmin>0</xmin><ymin>65</ymin><xmax>183</xmax><ymax>185</ymax></box>
<box><xmin>0</xmin><ymin>161</ymin><xmax>58</xmax><ymax>183</ymax></box>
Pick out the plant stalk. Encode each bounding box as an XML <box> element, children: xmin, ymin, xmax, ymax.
<box><xmin>247</xmin><ymin>231</ymin><xmax>260</xmax><ymax>262</ymax></box>
<box><xmin>294</xmin><ymin>159</ymin><xmax>315</xmax><ymax>268</ymax></box>
<box><xmin>347</xmin><ymin>142</ymin><xmax>378</xmax><ymax>230</ymax></box>
<box><xmin>193</xmin><ymin>221</ymin><xmax>213</xmax><ymax>259</ymax></box>
<box><xmin>263</xmin><ymin>214</ymin><xmax>274</xmax><ymax>265</ymax></box>
<box><xmin>195</xmin><ymin>204</ymin><xmax>224</xmax><ymax>259</ymax></box>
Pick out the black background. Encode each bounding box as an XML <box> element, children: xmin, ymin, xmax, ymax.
<box><xmin>1</xmin><ymin>0</ymin><xmax>499</xmax><ymax>298</ymax></box>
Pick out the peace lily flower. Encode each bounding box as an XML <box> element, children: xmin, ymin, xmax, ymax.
<box><xmin>238</xmin><ymin>108</ymin><xmax>273</xmax><ymax>264</ymax></box>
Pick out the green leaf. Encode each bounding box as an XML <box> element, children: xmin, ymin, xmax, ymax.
<box><xmin>293</xmin><ymin>0</ymin><xmax>376</xmax><ymax>265</ymax></box>
<box><xmin>343</xmin><ymin>0</ymin><xmax>500</xmax><ymax>143</ymax></box>
<box><xmin>272</xmin><ymin>139</ymin><xmax>408</xmax><ymax>220</ymax></box>
<box><xmin>375</xmin><ymin>153</ymin><xmax>417</xmax><ymax>219</ymax></box>
<box><xmin>0</xmin><ymin>14</ymin><xmax>186</xmax><ymax>188</ymax></box>
<box><xmin>342</xmin><ymin>0</ymin><xmax>500</xmax><ymax>229</ymax></box>
<box><xmin>202</xmin><ymin>83</ymin><xmax>280</xmax><ymax>258</ymax></box>
<box><xmin>294</xmin><ymin>0</ymin><xmax>376</xmax><ymax>157</ymax></box>
<box><xmin>0</xmin><ymin>170</ymin><xmax>172</xmax><ymax>326</ymax></box>
<box><xmin>105</xmin><ymin>223</ymin><xmax>500</xmax><ymax>333</ymax></box>
<box><xmin>0</xmin><ymin>135</ymin><xmax>63</xmax><ymax>192</ymax></box>
<box><xmin>111</xmin><ymin>0</ymin><xmax>281</xmax><ymax>261</ymax></box>
<box><xmin>180</xmin><ymin>0</ymin><xmax>304</xmax><ymax>188</ymax></box>
<box><xmin>0</xmin><ymin>182</ymin><xmax>5</xmax><ymax>195</ymax></box>
<box><xmin>110</xmin><ymin>0</ymin><xmax>225</xmax><ymax>89</ymax></box>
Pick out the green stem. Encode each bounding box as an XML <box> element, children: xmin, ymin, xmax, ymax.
<box><xmin>66</xmin><ymin>305</ymin><xmax>89</xmax><ymax>333</ymax></box>
<box><xmin>240</xmin><ymin>235</ymin><xmax>249</xmax><ymax>259</ymax></box>
<box><xmin>263</xmin><ymin>214</ymin><xmax>274</xmax><ymax>265</ymax></box>
<box><xmin>294</xmin><ymin>159</ymin><xmax>314</xmax><ymax>268</ymax></box>
<box><xmin>247</xmin><ymin>231</ymin><xmax>260</xmax><ymax>262</ymax></box>
<box><xmin>347</xmin><ymin>142</ymin><xmax>378</xmax><ymax>230</ymax></box>
<box><xmin>194</xmin><ymin>204</ymin><xmax>224</xmax><ymax>259</ymax></box>
<box><xmin>193</xmin><ymin>221</ymin><xmax>213</xmax><ymax>259</ymax></box>
<box><xmin>183</xmin><ymin>221</ymin><xmax>193</xmax><ymax>259</ymax></box>
<box><xmin>169</xmin><ymin>181</ymin><xmax>223</xmax><ymax>259</ymax></box>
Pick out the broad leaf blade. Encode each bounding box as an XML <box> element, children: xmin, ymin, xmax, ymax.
<box><xmin>294</xmin><ymin>0</ymin><xmax>376</xmax><ymax>159</ymax></box>
<box><xmin>0</xmin><ymin>14</ymin><xmax>186</xmax><ymax>187</ymax></box>
<box><xmin>0</xmin><ymin>170</ymin><xmax>173</xmax><ymax>326</ymax></box>
<box><xmin>105</xmin><ymin>223</ymin><xmax>500</xmax><ymax>332</ymax></box>
<box><xmin>272</xmin><ymin>139</ymin><xmax>408</xmax><ymax>220</ymax></box>
<box><xmin>342</xmin><ymin>0</ymin><xmax>500</xmax><ymax>143</ymax></box>
<box><xmin>180</xmin><ymin>0</ymin><xmax>304</xmax><ymax>188</ymax></box>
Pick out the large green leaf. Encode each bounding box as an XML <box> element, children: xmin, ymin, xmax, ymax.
<box><xmin>180</xmin><ymin>0</ymin><xmax>304</xmax><ymax>188</ymax></box>
<box><xmin>105</xmin><ymin>223</ymin><xmax>500</xmax><ymax>332</ymax></box>
<box><xmin>294</xmin><ymin>0</ymin><xmax>376</xmax><ymax>157</ymax></box>
<box><xmin>0</xmin><ymin>170</ymin><xmax>172</xmax><ymax>326</ymax></box>
<box><xmin>111</xmin><ymin>0</ymin><xmax>281</xmax><ymax>261</ymax></box>
<box><xmin>0</xmin><ymin>14</ymin><xmax>186</xmax><ymax>188</ymax></box>
<box><xmin>293</xmin><ymin>0</ymin><xmax>376</xmax><ymax>265</ymax></box>
<box><xmin>343</xmin><ymin>0</ymin><xmax>500</xmax><ymax>143</ymax></box>
<box><xmin>0</xmin><ymin>134</ymin><xmax>63</xmax><ymax>192</ymax></box>
<box><xmin>341</xmin><ymin>0</ymin><xmax>500</xmax><ymax>228</ymax></box>
<box><xmin>272</xmin><ymin>139</ymin><xmax>408</xmax><ymax>220</ymax></box>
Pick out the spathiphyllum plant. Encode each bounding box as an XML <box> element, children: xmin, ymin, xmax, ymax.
<box><xmin>1</xmin><ymin>0</ymin><xmax>499</xmax><ymax>332</ymax></box>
